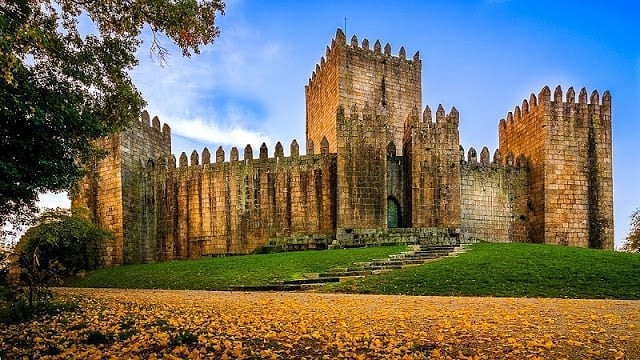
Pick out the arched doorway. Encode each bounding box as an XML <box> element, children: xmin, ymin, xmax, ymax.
<box><xmin>387</xmin><ymin>197</ymin><xmax>400</xmax><ymax>228</ymax></box>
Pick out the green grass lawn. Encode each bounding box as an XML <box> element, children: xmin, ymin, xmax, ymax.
<box><xmin>65</xmin><ymin>246</ymin><xmax>407</xmax><ymax>290</ymax></box>
<box><xmin>66</xmin><ymin>243</ymin><xmax>640</xmax><ymax>299</ymax></box>
<box><xmin>325</xmin><ymin>242</ymin><xmax>640</xmax><ymax>299</ymax></box>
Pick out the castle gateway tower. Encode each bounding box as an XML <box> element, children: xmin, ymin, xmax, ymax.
<box><xmin>73</xmin><ymin>29</ymin><xmax>613</xmax><ymax>265</ymax></box>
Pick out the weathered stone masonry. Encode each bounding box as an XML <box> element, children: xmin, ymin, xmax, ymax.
<box><xmin>73</xmin><ymin>29</ymin><xmax>614</xmax><ymax>265</ymax></box>
<box><xmin>499</xmin><ymin>86</ymin><xmax>613</xmax><ymax>249</ymax></box>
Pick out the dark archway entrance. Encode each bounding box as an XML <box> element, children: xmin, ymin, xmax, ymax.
<box><xmin>387</xmin><ymin>197</ymin><xmax>400</xmax><ymax>228</ymax></box>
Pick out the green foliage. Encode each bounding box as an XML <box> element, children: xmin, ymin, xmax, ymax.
<box><xmin>15</xmin><ymin>208</ymin><xmax>112</xmax><ymax>280</ymax></box>
<box><xmin>171</xmin><ymin>329</ymin><xmax>199</xmax><ymax>346</ymax></box>
<box><xmin>0</xmin><ymin>0</ymin><xmax>225</xmax><ymax>229</ymax></box>
<box><xmin>621</xmin><ymin>208</ymin><xmax>640</xmax><ymax>252</ymax></box>
<box><xmin>65</xmin><ymin>246</ymin><xmax>407</xmax><ymax>290</ymax></box>
<box><xmin>326</xmin><ymin>242</ymin><xmax>640</xmax><ymax>299</ymax></box>
<box><xmin>84</xmin><ymin>329</ymin><xmax>115</xmax><ymax>345</ymax></box>
<box><xmin>0</xmin><ymin>208</ymin><xmax>97</xmax><ymax>323</ymax></box>
<box><xmin>0</xmin><ymin>285</ymin><xmax>78</xmax><ymax>324</ymax></box>
<box><xmin>64</xmin><ymin>243</ymin><xmax>640</xmax><ymax>299</ymax></box>
<box><xmin>0</xmin><ymin>249</ymin><xmax>10</xmax><ymax>285</ymax></box>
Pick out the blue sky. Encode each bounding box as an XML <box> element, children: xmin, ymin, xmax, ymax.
<box><xmin>40</xmin><ymin>0</ymin><xmax>639</xmax><ymax>248</ymax></box>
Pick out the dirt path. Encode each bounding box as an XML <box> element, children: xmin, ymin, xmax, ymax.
<box><xmin>2</xmin><ymin>288</ymin><xmax>639</xmax><ymax>359</ymax></box>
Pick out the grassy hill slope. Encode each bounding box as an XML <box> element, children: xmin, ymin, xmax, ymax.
<box><xmin>326</xmin><ymin>242</ymin><xmax>640</xmax><ymax>299</ymax></box>
<box><xmin>66</xmin><ymin>243</ymin><xmax>640</xmax><ymax>299</ymax></box>
<box><xmin>65</xmin><ymin>246</ymin><xmax>406</xmax><ymax>290</ymax></box>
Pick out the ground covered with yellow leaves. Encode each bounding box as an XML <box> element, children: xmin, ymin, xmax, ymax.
<box><xmin>1</xmin><ymin>289</ymin><xmax>639</xmax><ymax>359</ymax></box>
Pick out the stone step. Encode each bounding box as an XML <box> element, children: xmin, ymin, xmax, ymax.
<box><xmin>391</xmin><ymin>253</ymin><xmax>441</xmax><ymax>260</ymax></box>
<box><xmin>319</xmin><ymin>270</ymin><xmax>372</xmax><ymax>277</ymax></box>
<box><xmin>299</xmin><ymin>283</ymin><xmax>326</xmax><ymax>290</ymax></box>
<box><xmin>417</xmin><ymin>245</ymin><xmax>456</xmax><ymax>249</ymax></box>
<box><xmin>410</xmin><ymin>244</ymin><xmax>456</xmax><ymax>248</ymax></box>
<box><xmin>330</xmin><ymin>267</ymin><xmax>350</xmax><ymax>273</ymax></box>
<box><xmin>400</xmin><ymin>263</ymin><xmax>425</xmax><ymax>268</ymax></box>
<box><xmin>370</xmin><ymin>259</ymin><xmax>406</xmax><ymax>265</ymax></box>
<box><xmin>412</xmin><ymin>250</ymin><xmax>454</xmax><ymax>256</ymax></box>
<box><xmin>228</xmin><ymin>284</ymin><xmax>304</xmax><ymax>291</ymax></box>
<box><xmin>398</xmin><ymin>259</ymin><xmax>432</xmax><ymax>265</ymax></box>
<box><xmin>352</xmin><ymin>261</ymin><xmax>372</xmax><ymax>267</ymax></box>
<box><xmin>228</xmin><ymin>244</ymin><xmax>468</xmax><ymax>292</ymax></box>
<box><xmin>364</xmin><ymin>264</ymin><xmax>403</xmax><ymax>271</ymax></box>
<box><xmin>412</xmin><ymin>247</ymin><xmax>456</xmax><ymax>252</ymax></box>
<box><xmin>368</xmin><ymin>269</ymin><xmax>394</xmax><ymax>275</ymax></box>
<box><xmin>282</xmin><ymin>277</ymin><xmax>341</xmax><ymax>285</ymax></box>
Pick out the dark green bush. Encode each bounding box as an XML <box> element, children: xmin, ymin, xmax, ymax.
<box><xmin>0</xmin><ymin>208</ymin><xmax>109</xmax><ymax>323</ymax></box>
<box><xmin>15</xmin><ymin>207</ymin><xmax>112</xmax><ymax>279</ymax></box>
<box><xmin>0</xmin><ymin>286</ymin><xmax>78</xmax><ymax>324</ymax></box>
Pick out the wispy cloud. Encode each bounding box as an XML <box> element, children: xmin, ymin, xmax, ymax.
<box><xmin>164</xmin><ymin>116</ymin><xmax>269</xmax><ymax>148</ymax></box>
<box><xmin>129</xmin><ymin>19</ymin><xmax>291</xmax><ymax>153</ymax></box>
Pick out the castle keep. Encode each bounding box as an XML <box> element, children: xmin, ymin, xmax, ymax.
<box><xmin>73</xmin><ymin>29</ymin><xmax>614</xmax><ymax>265</ymax></box>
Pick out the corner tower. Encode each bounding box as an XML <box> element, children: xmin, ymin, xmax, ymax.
<box><xmin>72</xmin><ymin>111</ymin><xmax>172</xmax><ymax>264</ymax></box>
<box><xmin>499</xmin><ymin>86</ymin><xmax>613</xmax><ymax>249</ymax></box>
<box><xmin>305</xmin><ymin>29</ymin><xmax>422</xmax><ymax>155</ymax></box>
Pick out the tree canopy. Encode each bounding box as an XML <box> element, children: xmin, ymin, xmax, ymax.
<box><xmin>15</xmin><ymin>208</ymin><xmax>112</xmax><ymax>279</ymax></box>
<box><xmin>621</xmin><ymin>208</ymin><xmax>640</xmax><ymax>252</ymax></box>
<box><xmin>0</xmin><ymin>0</ymin><xmax>224</xmax><ymax>230</ymax></box>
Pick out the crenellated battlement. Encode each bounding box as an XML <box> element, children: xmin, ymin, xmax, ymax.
<box><xmin>404</xmin><ymin>104</ymin><xmax>460</xmax><ymax>152</ymax></box>
<box><xmin>306</xmin><ymin>29</ymin><xmax>419</xmax><ymax>90</ymax></box>
<box><xmin>136</xmin><ymin>110</ymin><xmax>171</xmax><ymax>140</ymax></box>
<box><xmin>305</xmin><ymin>29</ymin><xmax>421</xmax><ymax>155</ymax></box>
<box><xmin>121</xmin><ymin>111</ymin><xmax>172</xmax><ymax>169</ymax></box>
<box><xmin>406</xmin><ymin>104</ymin><xmax>459</xmax><ymax>130</ymax></box>
<box><xmin>73</xmin><ymin>31</ymin><xmax>615</xmax><ymax>266</ymax></box>
<box><xmin>131</xmin><ymin>133</ymin><xmax>338</xmax><ymax>260</ymax></box>
<box><xmin>460</xmin><ymin>146</ymin><xmax>526</xmax><ymax>168</ymax></box>
<box><xmin>498</xmin><ymin>84</ymin><xmax>613</xmax><ymax>249</ymax></box>
<box><xmin>166</xmin><ymin>139</ymin><xmax>333</xmax><ymax>170</ymax></box>
<box><xmin>498</xmin><ymin>85</ymin><xmax>610</xmax><ymax>135</ymax></box>
<box><xmin>336</xmin><ymin>102</ymin><xmax>391</xmax><ymax>131</ymax></box>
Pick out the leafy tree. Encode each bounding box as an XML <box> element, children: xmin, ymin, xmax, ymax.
<box><xmin>0</xmin><ymin>0</ymin><xmax>225</xmax><ymax>230</ymax></box>
<box><xmin>0</xmin><ymin>248</ymin><xmax>10</xmax><ymax>285</ymax></box>
<box><xmin>621</xmin><ymin>208</ymin><xmax>640</xmax><ymax>252</ymax></box>
<box><xmin>15</xmin><ymin>208</ymin><xmax>113</xmax><ymax>278</ymax></box>
<box><xmin>0</xmin><ymin>208</ymin><xmax>106</xmax><ymax>323</ymax></box>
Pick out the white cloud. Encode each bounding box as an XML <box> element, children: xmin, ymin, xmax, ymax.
<box><xmin>128</xmin><ymin>19</ymin><xmax>294</xmax><ymax>153</ymax></box>
<box><xmin>167</xmin><ymin>116</ymin><xmax>270</xmax><ymax>148</ymax></box>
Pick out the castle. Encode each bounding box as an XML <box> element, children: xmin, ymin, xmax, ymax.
<box><xmin>72</xmin><ymin>29</ymin><xmax>614</xmax><ymax>265</ymax></box>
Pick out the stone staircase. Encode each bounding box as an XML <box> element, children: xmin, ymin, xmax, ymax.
<box><xmin>229</xmin><ymin>244</ymin><xmax>468</xmax><ymax>291</ymax></box>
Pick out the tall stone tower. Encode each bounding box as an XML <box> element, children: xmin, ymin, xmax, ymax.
<box><xmin>305</xmin><ymin>29</ymin><xmax>422</xmax><ymax>235</ymax></box>
<box><xmin>305</xmin><ymin>29</ymin><xmax>422</xmax><ymax>155</ymax></box>
<box><xmin>72</xmin><ymin>111</ymin><xmax>171</xmax><ymax>265</ymax></box>
<box><xmin>499</xmin><ymin>86</ymin><xmax>613</xmax><ymax>248</ymax></box>
<box><xmin>403</xmin><ymin>105</ymin><xmax>462</xmax><ymax>229</ymax></box>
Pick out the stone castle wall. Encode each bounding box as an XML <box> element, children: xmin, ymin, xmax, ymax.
<box><xmin>306</xmin><ymin>29</ymin><xmax>421</xmax><ymax>155</ymax></box>
<box><xmin>128</xmin><ymin>139</ymin><xmax>337</xmax><ymax>263</ymax></box>
<box><xmin>72</xmin><ymin>111</ymin><xmax>171</xmax><ymax>265</ymax></box>
<box><xmin>499</xmin><ymin>86</ymin><xmax>613</xmax><ymax>248</ymax></box>
<box><xmin>459</xmin><ymin>147</ymin><xmax>529</xmax><ymax>242</ymax></box>
<box><xmin>119</xmin><ymin>112</ymin><xmax>172</xmax><ymax>263</ymax></box>
<box><xmin>74</xmin><ymin>30</ymin><xmax>615</xmax><ymax>266</ymax></box>
<box><xmin>72</xmin><ymin>136</ymin><xmax>121</xmax><ymax>266</ymax></box>
<box><xmin>335</xmin><ymin>105</ymin><xmax>393</xmax><ymax>232</ymax></box>
<box><xmin>498</xmin><ymin>89</ymin><xmax>547</xmax><ymax>243</ymax></box>
<box><xmin>305</xmin><ymin>41</ymin><xmax>339</xmax><ymax>153</ymax></box>
<box><xmin>404</xmin><ymin>105</ymin><xmax>461</xmax><ymax>228</ymax></box>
